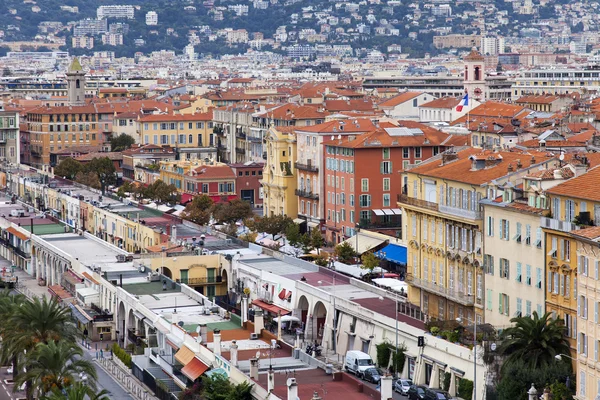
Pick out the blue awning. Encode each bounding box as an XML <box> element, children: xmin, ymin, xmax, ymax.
<box><xmin>69</xmin><ymin>303</ymin><xmax>92</xmax><ymax>325</ymax></box>
<box><xmin>377</xmin><ymin>244</ymin><xmax>407</xmax><ymax>265</ymax></box>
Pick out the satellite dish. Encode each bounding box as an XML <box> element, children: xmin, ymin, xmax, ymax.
<box><xmin>178</xmin><ymin>321</ymin><xmax>184</xmax><ymax>327</ymax></box>
<box><xmin>559</xmin><ymin>153</ymin><xmax>565</xmax><ymax>161</ymax></box>
<box><xmin>490</xmin><ymin>343</ymin><xmax>497</xmax><ymax>351</ymax></box>
<box><xmin>256</xmin><ymin>351</ymin><xmax>261</xmax><ymax>359</ymax></box>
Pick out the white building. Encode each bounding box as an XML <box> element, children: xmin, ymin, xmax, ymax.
<box><xmin>145</xmin><ymin>11</ymin><xmax>158</xmax><ymax>26</ymax></box>
<box><xmin>72</xmin><ymin>36</ymin><xmax>94</xmax><ymax>49</ymax></box>
<box><xmin>97</xmin><ymin>5</ymin><xmax>135</xmax><ymax>19</ymax></box>
<box><xmin>480</xmin><ymin>36</ymin><xmax>505</xmax><ymax>56</ymax></box>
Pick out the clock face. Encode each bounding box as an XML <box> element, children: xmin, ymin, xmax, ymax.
<box><xmin>474</xmin><ymin>88</ymin><xmax>482</xmax><ymax>95</ymax></box>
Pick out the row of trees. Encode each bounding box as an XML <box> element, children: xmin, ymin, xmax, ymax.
<box><xmin>54</xmin><ymin>157</ymin><xmax>117</xmax><ymax>195</ymax></box>
<box><xmin>0</xmin><ymin>293</ymin><xmax>108</xmax><ymax>400</ymax></box>
<box><xmin>117</xmin><ymin>180</ymin><xmax>180</xmax><ymax>205</ymax></box>
<box><xmin>180</xmin><ymin>194</ymin><xmax>254</xmax><ymax>226</ymax></box>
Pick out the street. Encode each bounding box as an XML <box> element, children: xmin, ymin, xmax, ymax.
<box><xmin>351</xmin><ymin>372</ymin><xmax>410</xmax><ymax>400</ymax></box>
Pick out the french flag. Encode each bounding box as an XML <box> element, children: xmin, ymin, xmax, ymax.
<box><xmin>456</xmin><ymin>93</ymin><xmax>469</xmax><ymax>112</ymax></box>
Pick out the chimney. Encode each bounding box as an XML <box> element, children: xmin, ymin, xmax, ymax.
<box><xmin>441</xmin><ymin>150</ymin><xmax>458</xmax><ymax>165</ymax></box>
<box><xmin>230</xmin><ymin>340</ymin><xmax>239</xmax><ymax>367</ymax></box>
<box><xmin>531</xmin><ymin>155</ymin><xmax>535</xmax><ymax>164</ymax></box>
<box><xmin>199</xmin><ymin>323</ymin><xmax>208</xmax><ymax>344</ymax></box>
<box><xmin>485</xmin><ymin>156</ymin><xmax>498</xmax><ymax>168</ymax></box>
<box><xmin>311</xmin><ymin>391</ymin><xmax>322</xmax><ymax>400</ymax></box>
<box><xmin>516</xmin><ymin>159</ymin><xmax>522</xmax><ymax>169</ymax></box>
<box><xmin>268</xmin><ymin>367</ymin><xmax>275</xmax><ymax>392</ymax></box>
<box><xmin>507</xmin><ymin>164</ymin><xmax>513</xmax><ymax>172</ymax></box>
<box><xmin>171</xmin><ymin>225</ymin><xmax>177</xmax><ymax>244</ymax></box>
<box><xmin>241</xmin><ymin>295</ymin><xmax>249</xmax><ymax>323</ymax></box>
<box><xmin>380</xmin><ymin>375</ymin><xmax>393</xmax><ymax>400</ymax></box>
<box><xmin>254</xmin><ymin>310</ymin><xmax>264</xmax><ymax>334</ymax></box>
<box><xmin>213</xmin><ymin>329</ymin><xmax>222</xmax><ymax>356</ymax></box>
<box><xmin>287</xmin><ymin>378</ymin><xmax>298</xmax><ymax>400</ymax></box>
<box><xmin>249</xmin><ymin>358</ymin><xmax>259</xmax><ymax>380</ymax></box>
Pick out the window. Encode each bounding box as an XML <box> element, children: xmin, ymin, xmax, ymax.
<box><xmin>403</xmin><ymin>148</ymin><xmax>409</xmax><ymax>158</ymax></box>
<box><xmin>383</xmin><ymin>178</ymin><xmax>390</xmax><ymax>191</ymax></box>
<box><xmin>526</xmin><ymin>265</ymin><xmax>532</xmax><ymax>286</ymax></box>
<box><xmin>514</xmin><ymin>222</ymin><xmax>522</xmax><ymax>242</ymax></box>
<box><xmin>498</xmin><ymin>293</ymin><xmax>509</xmax><ymax>316</ymax></box>
<box><xmin>500</xmin><ymin>219</ymin><xmax>509</xmax><ymax>240</ymax></box>
<box><xmin>381</xmin><ymin>161</ymin><xmax>392</xmax><ymax>174</ymax></box>
<box><xmin>550</xmin><ymin>237</ymin><xmax>558</xmax><ymax>258</ymax></box>
<box><xmin>484</xmin><ymin>254</ymin><xmax>494</xmax><ymax>275</ymax></box>
<box><xmin>579</xmin><ymin>255</ymin><xmax>589</xmax><ymax>276</ymax></box>
<box><xmin>486</xmin><ymin>216</ymin><xmax>494</xmax><ymax>236</ymax></box>
<box><xmin>560</xmin><ymin>239</ymin><xmax>570</xmax><ymax>261</ymax></box>
<box><xmin>382</xmin><ymin>148</ymin><xmax>390</xmax><ymax>159</ymax></box>
<box><xmin>579</xmin><ymin>295</ymin><xmax>588</xmax><ymax>319</ymax></box>
<box><xmin>361</xmin><ymin>179</ymin><xmax>369</xmax><ymax>192</ymax></box>
<box><xmin>525</xmin><ymin>224</ymin><xmax>531</xmax><ymax>245</ymax></box>
<box><xmin>516</xmin><ymin>262</ymin><xmax>522</xmax><ymax>283</ymax></box>
<box><xmin>536</xmin><ymin>268</ymin><xmax>542</xmax><ymax>289</ymax></box>
<box><xmin>526</xmin><ymin>300</ymin><xmax>531</xmax><ymax>317</ymax></box>
<box><xmin>566</xmin><ymin>199</ymin><xmax>575</xmax><ymax>222</ymax></box>
<box><xmin>359</xmin><ymin>195</ymin><xmax>371</xmax><ymax>207</ymax></box>
<box><xmin>516</xmin><ymin>298</ymin><xmax>522</xmax><ymax>317</ymax></box>
<box><xmin>499</xmin><ymin>258</ymin><xmax>509</xmax><ymax>279</ymax></box>
<box><xmin>579</xmin><ymin>333</ymin><xmax>588</xmax><ymax>357</ymax></box>
<box><xmin>415</xmin><ymin>147</ymin><xmax>422</xmax><ymax>158</ymax></box>
<box><xmin>383</xmin><ymin>194</ymin><xmax>390</xmax><ymax>207</ymax></box>
<box><xmin>536</xmin><ymin>227</ymin><xmax>542</xmax><ymax>248</ymax></box>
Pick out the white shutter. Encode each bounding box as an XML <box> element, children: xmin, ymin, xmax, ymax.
<box><xmin>578</xmin><ymin>295</ymin><xmax>581</xmax><ymax>316</ymax></box>
<box><xmin>578</xmin><ymin>256</ymin><xmax>582</xmax><ymax>274</ymax></box>
<box><xmin>596</xmin><ymin>340</ymin><xmax>599</xmax><ymax>362</ymax></box>
<box><xmin>595</xmin><ymin>301</ymin><xmax>598</xmax><ymax>323</ymax></box>
<box><xmin>585</xmin><ymin>297</ymin><xmax>589</xmax><ymax>319</ymax></box>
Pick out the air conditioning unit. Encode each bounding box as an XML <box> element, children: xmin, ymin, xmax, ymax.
<box><xmin>250</xmin><ymin>333</ymin><xmax>259</xmax><ymax>340</ymax></box>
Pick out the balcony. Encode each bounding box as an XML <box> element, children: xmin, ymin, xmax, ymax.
<box><xmin>295</xmin><ymin>189</ymin><xmax>319</xmax><ymax>200</ymax></box>
<box><xmin>0</xmin><ymin>238</ymin><xmax>30</xmax><ymax>259</ymax></box>
<box><xmin>235</xmin><ymin>147</ymin><xmax>246</xmax><ymax>154</ymax></box>
<box><xmin>406</xmin><ymin>274</ymin><xmax>475</xmax><ymax>306</ymax></box>
<box><xmin>178</xmin><ymin>276</ymin><xmax>224</xmax><ymax>285</ymax></box>
<box><xmin>248</xmin><ymin>135</ymin><xmax>262</xmax><ymax>142</ymax></box>
<box><xmin>397</xmin><ymin>194</ymin><xmax>439</xmax><ymax>212</ymax></box>
<box><xmin>295</xmin><ymin>161</ymin><xmax>319</xmax><ymax>173</ymax></box>
<box><xmin>236</xmin><ymin>130</ymin><xmax>246</xmax><ymax>139</ymax></box>
<box><xmin>541</xmin><ymin>216</ymin><xmax>579</xmax><ymax>233</ymax></box>
<box><xmin>213</xmin><ymin>126</ymin><xmax>225</xmax><ymax>136</ymax></box>
<box><xmin>127</xmin><ymin>328</ymin><xmax>146</xmax><ymax>344</ymax></box>
<box><xmin>439</xmin><ymin>204</ymin><xmax>482</xmax><ymax>220</ymax></box>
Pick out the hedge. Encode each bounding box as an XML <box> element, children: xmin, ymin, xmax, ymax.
<box><xmin>112</xmin><ymin>343</ymin><xmax>132</xmax><ymax>368</ymax></box>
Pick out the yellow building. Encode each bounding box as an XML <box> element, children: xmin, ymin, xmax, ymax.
<box><xmin>141</xmin><ymin>254</ymin><xmax>228</xmax><ymax>298</ymax></box>
<box><xmin>137</xmin><ymin>112</ymin><xmax>216</xmax><ymax>160</ymax></box>
<box><xmin>544</xmin><ymin>166</ymin><xmax>600</xmax><ymax>385</ymax></box>
<box><xmin>399</xmin><ymin>148</ymin><xmax>555</xmax><ymax>325</ymax></box>
<box><xmin>262</xmin><ymin>126</ymin><xmax>298</xmax><ymax>217</ymax></box>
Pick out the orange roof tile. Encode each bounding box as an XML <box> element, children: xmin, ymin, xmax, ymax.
<box><xmin>546</xmin><ymin>165</ymin><xmax>600</xmax><ymax>202</ymax></box>
<box><xmin>419</xmin><ymin>97</ymin><xmax>461</xmax><ymax>109</ymax></box>
<box><xmin>378</xmin><ymin>92</ymin><xmax>423</xmax><ymax>108</ymax></box>
<box><xmin>515</xmin><ymin>95</ymin><xmax>560</xmax><ymax>105</ymax></box>
<box><xmin>139</xmin><ymin>111</ymin><xmax>212</xmax><ymax>122</ymax></box>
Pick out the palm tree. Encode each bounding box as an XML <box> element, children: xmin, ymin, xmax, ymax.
<box><xmin>1</xmin><ymin>296</ymin><xmax>80</xmax><ymax>399</ymax></box>
<box><xmin>40</xmin><ymin>382</ymin><xmax>110</xmax><ymax>400</ymax></box>
<box><xmin>15</xmin><ymin>340</ymin><xmax>97</xmax><ymax>396</ymax></box>
<box><xmin>0</xmin><ymin>290</ymin><xmax>26</xmax><ymax>379</ymax></box>
<box><xmin>498</xmin><ymin>311</ymin><xmax>571</xmax><ymax>372</ymax></box>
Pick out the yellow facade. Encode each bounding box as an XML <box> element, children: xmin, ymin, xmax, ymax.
<box><xmin>158</xmin><ymin>159</ymin><xmax>198</xmax><ymax>193</ymax></box>
<box><xmin>262</xmin><ymin>126</ymin><xmax>298</xmax><ymax>217</ymax></box>
<box><xmin>137</xmin><ymin>114</ymin><xmax>214</xmax><ymax>149</ymax></box>
<box><xmin>400</xmin><ymin>175</ymin><xmax>485</xmax><ymax>325</ymax></box>
<box><xmin>179</xmin><ymin>98</ymin><xmax>214</xmax><ymax>114</ymax></box>
<box><xmin>143</xmin><ymin>254</ymin><xmax>228</xmax><ymax>297</ymax></box>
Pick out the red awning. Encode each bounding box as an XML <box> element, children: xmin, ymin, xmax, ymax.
<box><xmin>6</xmin><ymin>226</ymin><xmax>29</xmax><ymax>241</ymax></box>
<box><xmin>278</xmin><ymin>289</ymin><xmax>287</xmax><ymax>300</ymax></box>
<box><xmin>181</xmin><ymin>357</ymin><xmax>209</xmax><ymax>381</ymax></box>
<box><xmin>251</xmin><ymin>299</ymin><xmax>291</xmax><ymax>316</ymax></box>
<box><xmin>285</xmin><ymin>291</ymin><xmax>292</xmax><ymax>300</ymax></box>
<box><xmin>181</xmin><ymin>193</ymin><xmax>194</xmax><ymax>204</ymax></box>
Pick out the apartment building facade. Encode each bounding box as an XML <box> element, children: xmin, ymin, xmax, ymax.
<box><xmin>262</xmin><ymin>126</ymin><xmax>298</xmax><ymax>217</ymax></box>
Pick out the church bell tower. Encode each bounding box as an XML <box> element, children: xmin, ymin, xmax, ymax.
<box><xmin>66</xmin><ymin>57</ymin><xmax>86</xmax><ymax>106</ymax></box>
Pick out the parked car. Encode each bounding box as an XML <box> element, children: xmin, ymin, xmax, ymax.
<box><xmin>394</xmin><ymin>379</ymin><xmax>413</xmax><ymax>394</ymax></box>
<box><xmin>407</xmin><ymin>385</ymin><xmax>428</xmax><ymax>400</ymax></box>
<box><xmin>361</xmin><ymin>367</ymin><xmax>382</xmax><ymax>384</ymax></box>
<box><xmin>424</xmin><ymin>388</ymin><xmax>453</xmax><ymax>400</ymax></box>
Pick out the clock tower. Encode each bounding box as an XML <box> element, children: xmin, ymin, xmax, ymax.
<box><xmin>463</xmin><ymin>47</ymin><xmax>486</xmax><ymax>102</ymax></box>
<box><xmin>66</xmin><ymin>57</ymin><xmax>86</xmax><ymax>106</ymax></box>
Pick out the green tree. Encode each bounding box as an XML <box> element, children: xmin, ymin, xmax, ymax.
<box><xmin>496</xmin><ymin>359</ymin><xmax>572</xmax><ymax>400</ymax></box>
<box><xmin>54</xmin><ymin>158</ymin><xmax>82</xmax><ymax>180</ymax></box>
<box><xmin>213</xmin><ymin>199</ymin><xmax>254</xmax><ymax>224</ymax></box>
<box><xmin>16</xmin><ymin>340</ymin><xmax>97</xmax><ymax>395</ymax></box>
<box><xmin>83</xmin><ymin>157</ymin><xmax>116</xmax><ymax>195</ymax></box>
<box><xmin>181</xmin><ymin>194</ymin><xmax>214</xmax><ymax>225</ymax></box>
<box><xmin>116</xmin><ymin>181</ymin><xmax>136</xmax><ymax>199</ymax></box>
<box><xmin>41</xmin><ymin>382</ymin><xmax>111</xmax><ymax>400</ymax></box>
<box><xmin>498</xmin><ymin>311</ymin><xmax>571</xmax><ymax>372</ymax></box>
<box><xmin>145</xmin><ymin>180</ymin><xmax>180</xmax><ymax>204</ymax></box>
<box><xmin>74</xmin><ymin>171</ymin><xmax>100</xmax><ymax>189</ymax></box>
<box><xmin>334</xmin><ymin>241</ymin><xmax>356</xmax><ymax>264</ymax></box>
<box><xmin>1</xmin><ymin>296</ymin><xmax>80</xmax><ymax>400</ymax></box>
<box><xmin>310</xmin><ymin>228</ymin><xmax>325</xmax><ymax>255</ymax></box>
<box><xmin>201</xmin><ymin>372</ymin><xmax>252</xmax><ymax>400</ymax></box>
<box><xmin>255</xmin><ymin>214</ymin><xmax>293</xmax><ymax>240</ymax></box>
<box><xmin>285</xmin><ymin>223</ymin><xmax>301</xmax><ymax>247</ymax></box>
<box><xmin>360</xmin><ymin>251</ymin><xmax>380</xmax><ymax>271</ymax></box>
<box><xmin>110</xmin><ymin>133</ymin><xmax>135</xmax><ymax>152</ymax></box>
<box><xmin>0</xmin><ymin>291</ymin><xmax>26</xmax><ymax>380</ymax></box>
<box><xmin>299</xmin><ymin>232</ymin><xmax>314</xmax><ymax>254</ymax></box>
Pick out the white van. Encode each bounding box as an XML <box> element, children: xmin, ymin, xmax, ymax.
<box><xmin>10</xmin><ymin>209</ymin><xmax>25</xmax><ymax>217</ymax></box>
<box><xmin>344</xmin><ymin>350</ymin><xmax>374</xmax><ymax>376</ymax></box>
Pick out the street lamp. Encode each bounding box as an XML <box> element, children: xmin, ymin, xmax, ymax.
<box><xmin>355</xmin><ymin>222</ymin><xmax>360</xmax><ymax>262</ymax></box>
<box><xmin>554</xmin><ymin>354</ymin><xmax>574</xmax><ymax>391</ymax></box>
<box><xmin>457</xmin><ymin>317</ymin><xmax>477</xmax><ymax>400</ymax></box>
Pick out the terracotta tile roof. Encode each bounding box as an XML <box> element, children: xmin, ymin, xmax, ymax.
<box><xmin>76</xmin><ymin>152</ymin><xmax>123</xmax><ymax>161</ymax></box>
<box><xmin>568</xmin><ymin>123</ymin><xmax>596</xmax><ymax>134</ymax></box>
<box><xmin>571</xmin><ymin>226</ymin><xmax>600</xmax><ymax>241</ymax></box>
<box><xmin>450</xmin><ymin>102</ymin><xmax>529</xmax><ymax>126</ymax></box>
<box><xmin>463</xmin><ymin>48</ymin><xmax>484</xmax><ymax>61</ymax></box>
<box><xmin>121</xmin><ymin>144</ymin><xmax>175</xmax><ymax>156</ymax></box>
<box><xmin>419</xmin><ymin>96</ymin><xmax>461</xmax><ymax>109</ymax></box>
<box><xmin>321</xmin><ymin>120</ymin><xmax>451</xmax><ymax>148</ymax></box>
<box><xmin>139</xmin><ymin>110</ymin><xmax>212</xmax><ymax>122</ymax></box>
<box><xmin>188</xmin><ymin>165</ymin><xmax>235</xmax><ymax>180</ymax></box>
<box><xmin>515</xmin><ymin>95</ymin><xmax>560</xmax><ymax>104</ymax></box>
<box><xmin>505</xmin><ymin>202</ymin><xmax>548</xmax><ymax>216</ymax></box>
<box><xmin>546</xmin><ymin>165</ymin><xmax>600</xmax><ymax>201</ymax></box>
<box><xmin>295</xmin><ymin>118</ymin><xmax>376</xmax><ymax>134</ymax></box>
<box><xmin>323</xmin><ymin>99</ymin><xmax>374</xmax><ymax>112</ymax></box>
<box><xmin>567</xmin><ymin>129</ymin><xmax>597</xmax><ymax>143</ymax></box>
<box><xmin>51</xmin><ymin>145</ymin><xmax>103</xmax><ymax>155</ymax></box>
<box><xmin>378</xmin><ymin>92</ymin><xmax>423</xmax><ymax>108</ymax></box>
<box><xmin>258</xmin><ymin>103</ymin><xmax>328</xmax><ymax>121</ymax></box>
<box><xmin>408</xmin><ymin>148</ymin><xmax>555</xmax><ymax>185</ymax></box>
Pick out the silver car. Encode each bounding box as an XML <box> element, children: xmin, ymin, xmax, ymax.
<box><xmin>394</xmin><ymin>379</ymin><xmax>413</xmax><ymax>394</ymax></box>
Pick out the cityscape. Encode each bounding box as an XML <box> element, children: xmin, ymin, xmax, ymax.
<box><xmin>1</xmin><ymin>0</ymin><xmax>600</xmax><ymax>399</ymax></box>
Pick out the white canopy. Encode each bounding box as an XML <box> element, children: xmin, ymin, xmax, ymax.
<box><xmin>276</xmin><ymin>315</ymin><xmax>300</xmax><ymax>324</ymax></box>
<box><xmin>372</xmin><ymin>278</ymin><xmax>408</xmax><ymax>293</ymax></box>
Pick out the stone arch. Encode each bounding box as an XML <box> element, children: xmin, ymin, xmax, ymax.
<box><xmin>312</xmin><ymin>301</ymin><xmax>328</xmax><ymax>345</ymax></box>
<box><xmin>221</xmin><ymin>269</ymin><xmax>228</xmax><ymax>284</ymax></box>
<box><xmin>157</xmin><ymin>266</ymin><xmax>173</xmax><ymax>279</ymax></box>
<box><xmin>117</xmin><ymin>301</ymin><xmax>126</xmax><ymax>345</ymax></box>
<box><xmin>127</xmin><ymin>309</ymin><xmax>136</xmax><ymax>344</ymax></box>
<box><xmin>297</xmin><ymin>295</ymin><xmax>310</xmax><ymax>328</ymax></box>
